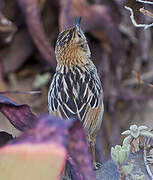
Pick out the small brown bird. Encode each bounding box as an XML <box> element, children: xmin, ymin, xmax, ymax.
<box><xmin>48</xmin><ymin>17</ymin><xmax>104</xmax><ymax>168</ymax></box>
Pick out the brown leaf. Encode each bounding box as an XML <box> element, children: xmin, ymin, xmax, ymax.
<box><xmin>131</xmin><ymin>137</ymin><xmax>144</xmax><ymax>153</ymax></box>
<box><xmin>59</xmin><ymin>0</ymin><xmax>122</xmax><ymax>72</ymax></box>
<box><xmin>0</xmin><ymin>131</ymin><xmax>13</xmax><ymax>147</ymax></box>
<box><xmin>145</xmin><ymin>129</ymin><xmax>153</xmax><ymax>149</ymax></box>
<box><xmin>0</xmin><ymin>95</ymin><xmax>38</xmax><ymax>131</ymax></box>
<box><xmin>0</xmin><ymin>11</ymin><xmax>17</xmax><ymax>46</ymax></box>
<box><xmin>1</xmin><ymin>30</ymin><xmax>34</xmax><ymax>74</ymax></box>
<box><xmin>17</xmin><ymin>0</ymin><xmax>56</xmax><ymax>69</ymax></box>
<box><xmin>0</xmin><ymin>61</ymin><xmax>7</xmax><ymax>91</ymax></box>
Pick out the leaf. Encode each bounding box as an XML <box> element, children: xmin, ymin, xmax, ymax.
<box><xmin>0</xmin><ymin>115</ymin><xmax>70</xmax><ymax>180</ymax></box>
<box><xmin>0</xmin><ymin>143</ymin><xmax>66</xmax><ymax>180</ymax></box>
<box><xmin>68</xmin><ymin>120</ymin><xmax>95</xmax><ymax>180</ymax></box>
<box><xmin>1</xmin><ymin>30</ymin><xmax>35</xmax><ymax>74</ymax></box>
<box><xmin>0</xmin><ymin>95</ymin><xmax>38</xmax><ymax>131</ymax></box>
<box><xmin>145</xmin><ymin>129</ymin><xmax>153</xmax><ymax>148</ymax></box>
<box><xmin>59</xmin><ymin>0</ymin><xmax>122</xmax><ymax>66</ymax></box>
<box><xmin>9</xmin><ymin>115</ymin><xmax>94</xmax><ymax>179</ymax></box>
<box><xmin>18</xmin><ymin>115</ymin><xmax>73</xmax><ymax>145</ymax></box>
<box><xmin>0</xmin><ymin>131</ymin><xmax>13</xmax><ymax>147</ymax></box>
<box><xmin>16</xmin><ymin>0</ymin><xmax>56</xmax><ymax>69</ymax></box>
<box><xmin>22</xmin><ymin>115</ymin><xmax>95</xmax><ymax>179</ymax></box>
<box><xmin>0</xmin><ymin>111</ymin><xmax>94</xmax><ymax>179</ymax></box>
<box><xmin>33</xmin><ymin>73</ymin><xmax>50</xmax><ymax>88</ymax></box>
<box><xmin>0</xmin><ymin>12</ymin><xmax>17</xmax><ymax>45</ymax></box>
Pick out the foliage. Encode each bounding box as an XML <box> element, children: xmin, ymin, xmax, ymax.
<box><xmin>0</xmin><ymin>95</ymin><xmax>95</xmax><ymax>180</ymax></box>
<box><xmin>0</xmin><ymin>0</ymin><xmax>153</xmax><ymax>179</ymax></box>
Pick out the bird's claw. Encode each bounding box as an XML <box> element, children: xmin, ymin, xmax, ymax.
<box><xmin>94</xmin><ymin>162</ymin><xmax>102</xmax><ymax>170</ymax></box>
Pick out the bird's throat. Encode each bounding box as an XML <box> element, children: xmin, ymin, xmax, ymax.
<box><xmin>56</xmin><ymin>47</ymin><xmax>89</xmax><ymax>66</ymax></box>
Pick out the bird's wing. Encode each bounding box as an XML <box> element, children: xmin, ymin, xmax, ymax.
<box><xmin>48</xmin><ymin>66</ymin><xmax>104</xmax><ymax>134</ymax></box>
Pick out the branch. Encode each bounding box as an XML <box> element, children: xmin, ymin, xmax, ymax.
<box><xmin>124</xmin><ymin>6</ymin><xmax>153</xmax><ymax>29</ymax></box>
<box><xmin>0</xmin><ymin>90</ymin><xmax>41</xmax><ymax>95</ymax></box>
<box><xmin>123</xmin><ymin>70</ymin><xmax>153</xmax><ymax>86</ymax></box>
<box><xmin>140</xmin><ymin>7</ymin><xmax>153</xmax><ymax>18</ymax></box>
<box><xmin>143</xmin><ymin>139</ymin><xmax>153</xmax><ymax>179</ymax></box>
<box><xmin>136</xmin><ymin>0</ymin><xmax>153</xmax><ymax>4</ymax></box>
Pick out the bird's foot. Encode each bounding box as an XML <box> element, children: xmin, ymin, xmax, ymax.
<box><xmin>94</xmin><ymin>162</ymin><xmax>102</xmax><ymax>170</ymax></box>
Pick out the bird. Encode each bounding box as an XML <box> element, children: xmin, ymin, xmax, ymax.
<box><xmin>48</xmin><ymin>17</ymin><xmax>104</xmax><ymax>169</ymax></box>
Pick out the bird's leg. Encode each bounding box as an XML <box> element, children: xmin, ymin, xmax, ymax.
<box><xmin>90</xmin><ymin>136</ymin><xmax>101</xmax><ymax>170</ymax></box>
<box><xmin>90</xmin><ymin>137</ymin><xmax>96</xmax><ymax>168</ymax></box>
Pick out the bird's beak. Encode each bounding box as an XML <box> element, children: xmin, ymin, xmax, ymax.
<box><xmin>75</xmin><ymin>17</ymin><xmax>82</xmax><ymax>30</ymax></box>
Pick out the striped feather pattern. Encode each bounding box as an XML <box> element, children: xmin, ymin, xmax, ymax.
<box><xmin>48</xmin><ymin>63</ymin><xmax>103</xmax><ymax>137</ymax></box>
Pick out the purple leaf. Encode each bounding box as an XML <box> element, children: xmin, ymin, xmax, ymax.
<box><xmin>11</xmin><ymin>115</ymin><xmax>94</xmax><ymax>179</ymax></box>
<box><xmin>14</xmin><ymin>115</ymin><xmax>73</xmax><ymax>146</ymax></box>
<box><xmin>1</xmin><ymin>115</ymin><xmax>94</xmax><ymax>179</ymax></box>
<box><xmin>0</xmin><ymin>121</ymin><xmax>67</xmax><ymax>180</ymax></box>
<box><xmin>68</xmin><ymin>120</ymin><xmax>95</xmax><ymax>180</ymax></box>
<box><xmin>0</xmin><ymin>95</ymin><xmax>38</xmax><ymax>131</ymax></box>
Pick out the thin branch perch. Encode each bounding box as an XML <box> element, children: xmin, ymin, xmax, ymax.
<box><xmin>124</xmin><ymin>6</ymin><xmax>153</xmax><ymax>29</ymax></box>
<box><xmin>136</xmin><ymin>0</ymin><xmax>153</xmax><ymax>4</ymax></box>
<box><xmin>140</xmin><ymin>7</ymin><xmax>153</xmax><ymax>18</ymax></box>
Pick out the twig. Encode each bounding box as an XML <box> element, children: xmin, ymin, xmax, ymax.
<box><xmin>104</xmin><ymin>92</ymin><xmax>153</xmax><ymax>101</ymax></box>
<box><xmin>124</xmin><ymin>6</ymin><xmax>153</xmax><ymax>29</ymax></box>
<box><xmin>140</xmin><ymin>7</ymin><xmax>153</xmax><ymax>18</ymax></box>
<box><xmin>136</xmin><ymin>0</ymin><xmax>153</xmax><ymax>4</ymax></box>
<box><xmin>0</xmin><ymin>90</ymin><xmax>41</xmax><ymax>95</ymax></box>
<box><xmin>143</xmin><ymin>138</ymin><xmax>153</xmax><ymax>179</ymax></box>
<box><xmin>123</xmin><ymin>70</ymin><xmax>153</xmax><ymax>86</ymax></box>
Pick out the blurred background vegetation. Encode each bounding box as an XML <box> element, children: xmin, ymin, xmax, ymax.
<box><xmin>0</xmin><ymin>0</ymin><xmax>153</xmax><ymax>162</ymax></box>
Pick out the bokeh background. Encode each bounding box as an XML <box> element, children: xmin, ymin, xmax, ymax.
<box><xmin>0</xmin><ymin>0</ymin><xmax>153</xmax><ymax>162</ymax></box>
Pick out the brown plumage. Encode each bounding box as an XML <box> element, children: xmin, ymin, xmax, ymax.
<box><xmin>48</xmin><ymin>17</ymin><xmax>104</xmax><ymax>169</ymax></box>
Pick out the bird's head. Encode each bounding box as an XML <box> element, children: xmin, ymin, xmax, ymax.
<box><xmin>55</xmin><ymin>17</ymin><xmax>91</xmax><ymax>66</ymax></box>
